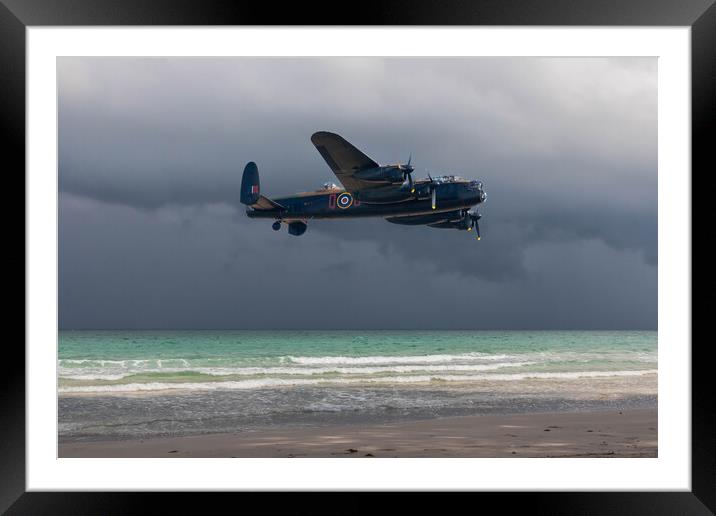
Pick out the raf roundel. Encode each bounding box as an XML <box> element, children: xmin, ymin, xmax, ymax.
<box><xmin>336</xmin><ymin>192</ymin><xmax>354</xmax><ymax>209</ymax></box>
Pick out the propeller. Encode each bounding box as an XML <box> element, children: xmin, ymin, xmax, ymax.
<box><xmin>466</xmin><ymin>210</ymin><xmax>482</xmax><ymax>240</ymax></box>
<box><xmin>399</xmin><ymin>154</ymin><xmax>415</xmax><ymax>193</ymax></box>
<box><xmin>426</xmin><ymin>173</ymin><xmax>438</xmax><ymax>209</ymax></box>
<box><xmin>405</xmin><ymin>170</ymin><xmax>439</xmax><ymax>208</ymax></box>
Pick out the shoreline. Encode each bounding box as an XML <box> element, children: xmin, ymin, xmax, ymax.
<box><xmin>58</xmin><ymin>372</ymin><xmax>658</xmax><ymax>398</ymax></box>
<box><xmin>59</xmin><ymin>407</ymin><xmax>657</xmax><ymax>458</ymax></box>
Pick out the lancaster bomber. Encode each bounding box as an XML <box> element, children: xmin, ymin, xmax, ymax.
<box><xmin>240</xmin><ymin>131</ymin><xmax>487</xmax><ymax>237</ymax></box>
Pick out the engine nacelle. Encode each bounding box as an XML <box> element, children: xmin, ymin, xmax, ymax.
<box><xmin>424</xmin><ymin>212</ymin><xmax>473</xmax><ymax>230</ymax></box>
<box><xmin>453</xmin><ymin>214</ymin><xmax>472</xmax><ymax>230</ymax></box>
<box><xmin>354</xmin><ymin>166</ymin><xmax>404</xmax><ymax>183</ymax></box>
<box><xmin>411</xmin><ymin>182</ymin><xmax>437</xmax><ymax>199</ymax></box>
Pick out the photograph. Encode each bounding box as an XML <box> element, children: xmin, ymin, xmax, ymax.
<box><xmin>56</xmin><ymin>56</ymin><xmax>658</xmax><ymax>459</ymax></box>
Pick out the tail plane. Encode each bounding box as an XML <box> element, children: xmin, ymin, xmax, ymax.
<box><xmin>240</xmin><ymin>162</ymin><xmax>285</xmax><ymax>211</ymax></box>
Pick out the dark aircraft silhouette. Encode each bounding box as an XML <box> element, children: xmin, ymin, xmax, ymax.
<box><xmin>240</xmin><ymin>131</ymin><xmax>487</xmax><ymax>237</ymax></box>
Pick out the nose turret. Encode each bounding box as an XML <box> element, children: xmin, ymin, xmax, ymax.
<box><xmin>469</xmin><ymin>180</ymin><xmax>486</xmax><ymax>203</ymax></box>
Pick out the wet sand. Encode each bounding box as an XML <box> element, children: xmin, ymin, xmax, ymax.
<box><xmin>59</xmin><ymin>408</ymin><xmax>657</xmax><ymax>458</ymax></box>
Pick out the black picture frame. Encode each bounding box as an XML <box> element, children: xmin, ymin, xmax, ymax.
<box><xmin>5</xmin><ymin>0</ymin><xmax>710</xmax><ymax>512</ymax></box>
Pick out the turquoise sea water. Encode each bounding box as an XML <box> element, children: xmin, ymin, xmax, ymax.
<box><xmin>58</xmin><ymin>330</ymin><xmax>657</xmax><ymax>441</ymax></box>
<box><xmin>59</xmin><ymin>330</ymin><xmax>657</xmax><ymax>393</ymax></box>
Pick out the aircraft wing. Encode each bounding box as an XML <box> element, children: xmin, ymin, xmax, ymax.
<box><xmin>385</xmin><ymin>211</ymin><xmax>463</xmax><ymax>226</ymax></box>
<box><xmin>311</xmin><ymin>131</ymin><xmax>384</xmax><ymax>192</ymax></box>
<box><xmin>250</xmin><ymin>195</ymin><xmax>285</xmax><ymax>211</ymax></box>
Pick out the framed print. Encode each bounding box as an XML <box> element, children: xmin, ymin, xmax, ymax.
<box><xmin>5</xmin><ymin>0</ymin><xmax>712</xmax><ymax>512</ymax></box>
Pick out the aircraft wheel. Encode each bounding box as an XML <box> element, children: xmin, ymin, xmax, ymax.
<box><xmin>272</xmin><ymin>221</ymin><xmax>281</xmax><ymax>231</ymax></box>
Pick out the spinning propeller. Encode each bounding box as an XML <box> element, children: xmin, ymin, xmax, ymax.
<box><xmin>427</xmin><ymin>173</ymin><xmax>438</xmax><ymax>209</ymax></box>
<box><xmin>465</xmin><ymin>210</ymin><xmax>482</xmax><ymax>240</ymax></box>
<box><xmin>398</xmin><ymin>155</ymin><xmax>415</xmax><ymax>193</ymax></box>
<box><xmin>398</xmin><ymin>159</ymin><xmax>443</xmax><ymax>210</ymax></box>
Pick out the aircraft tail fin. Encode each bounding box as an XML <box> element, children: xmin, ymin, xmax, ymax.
<box><xmin>240</xmin><ymin>162</ymin><xmax>261</xmax><ymax>205</ymax></box>
<box><xmin>240</xmin><ymin>162</ymin><xmax>285</xmax><ymax>211</ymax></box>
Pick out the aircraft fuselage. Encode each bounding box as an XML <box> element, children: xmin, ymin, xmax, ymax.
<box><xmin>246</xmin><ymin>179</ymin><xmax>484</xmax><ymax>221</ymax></box>
<box><xmin>241</xmin><ymin>131</ymin><xmax>487</xmax><ymax>237</ymax></box>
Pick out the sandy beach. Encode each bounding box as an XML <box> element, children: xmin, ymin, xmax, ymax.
<box><xmin>59</xmin><ymin>408</ymin><xmax>656</xmax><ymax>458</ymax></box>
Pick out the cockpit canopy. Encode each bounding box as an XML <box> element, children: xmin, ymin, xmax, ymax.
<box><xmin>320</xmin><ymin>182</ymin><xmax>341</xmax><ymax>191</ymax></box>
<box><xmin>432</xmin><ymin>175</ymin><xmax>466</xmax><ymax>184</ymax></box>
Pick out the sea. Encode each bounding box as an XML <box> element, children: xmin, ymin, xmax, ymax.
<box><xmin>58</xmin><ymin>330</ymin><xmax>657</xmax><ymax>442</ymax></box>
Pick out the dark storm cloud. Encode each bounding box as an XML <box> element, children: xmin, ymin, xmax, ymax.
<box><xmin>59</xmin><ymin>192</ymin><xmax>656</xmax><ymax>330</ymax></box>
<box><xmin>58</xmin><ymin>57</ymin><xmax>657</xmax><ymax>329</ymax></box>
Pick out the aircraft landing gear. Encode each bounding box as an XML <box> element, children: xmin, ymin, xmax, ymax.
<box><xmin>272</xmin><ymin>221</ymin><xmax>281</xmax><ymax>231</ymax></box>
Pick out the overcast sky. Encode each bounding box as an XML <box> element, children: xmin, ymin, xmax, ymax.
<box><xmin>58</xmin><ymin>57</ymin><xmax>657</xmax><ymax>330</ymax></box>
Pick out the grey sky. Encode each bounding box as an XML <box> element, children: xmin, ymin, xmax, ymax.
<box><xmin>58</xmin><ymin>57</ymin><xmax>657</xmax><ymax>329</ymax></box>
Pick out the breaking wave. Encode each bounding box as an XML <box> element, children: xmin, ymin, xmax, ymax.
<box><xmin>59</xmin><ymin>369</ymin><xmax>658</xmax><ymax>394</ymax></box>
